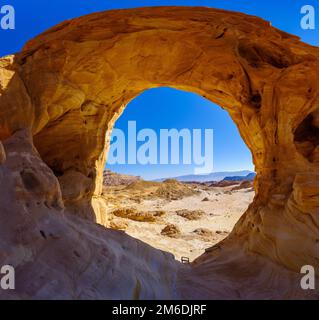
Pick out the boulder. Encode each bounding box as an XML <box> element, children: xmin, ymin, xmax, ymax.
<box><xmin>161</xmin><ymin>224</ymin><xmax>181</xmax><ymax>238</ymax></box>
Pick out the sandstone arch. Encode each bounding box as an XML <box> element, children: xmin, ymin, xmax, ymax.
<box><xmin>0</xmin><ymin>7</ymin><xmax>319</xmax><ymax>297</ymax></box>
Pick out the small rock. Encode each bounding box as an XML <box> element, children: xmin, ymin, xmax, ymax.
<box><xmin>176</xmin><ymin>209</ymin><xmax>204</xmax><ymax>220</ymax></box>
<box><xmin>110</xmin><ymin>219</ymin><xmax>128</xmax><ymax>230</ymax></box>
<box><xmin>193</xmin><ymin>228</ymin><xmax>214</xmax><ymax>237</ymax></box>
<box><xmin>202</xmin><ymin>197</ymin><xmax>209</xmax><ymax>202</ymax></box>
<box><xmin>216</xmin><ymin>230</ymin><xmax>229</xmax><ymax>235</ymax></box>
<box><xmin>161</xmin><ymin>224</ymin><xmax>181</xmax><ymax>238</ymax></box>
<box><xmin>152</xmin><ymin>210</ymin><xmax>166</xmax><ymax>217</ymax></box>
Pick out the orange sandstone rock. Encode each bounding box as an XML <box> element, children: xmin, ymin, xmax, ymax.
<box><xmin>0</xmin><ymin>7</ymin><xmax>318</xmax><ymax>299</ymax></box>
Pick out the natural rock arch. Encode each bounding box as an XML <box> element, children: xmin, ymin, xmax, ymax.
<box><xmin>0</xmin><ymin>6</ymin><xmax>318</xmax><ymax>280</ymax></box>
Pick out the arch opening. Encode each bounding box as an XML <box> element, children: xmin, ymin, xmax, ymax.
<box><xmin>101</xmin><ymin>87</ymin><xmax>255</xmax><ymax>261</ymax></box>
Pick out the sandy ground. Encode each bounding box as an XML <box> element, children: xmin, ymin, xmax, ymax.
<box><xmin>102</xmin><ymin>183</ymin><xmax>255</xmax><ymax>262</ymax></box>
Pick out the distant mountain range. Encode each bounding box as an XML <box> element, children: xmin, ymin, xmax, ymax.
<box><xmin>154</xmin><ymin>170</ymin><xmax>255</xmax><ymax>183</ymax></box>
<box><xmin>223</xmin><ymin>172</ymin><xmax>256</xmax><ymax>181</ymax></box>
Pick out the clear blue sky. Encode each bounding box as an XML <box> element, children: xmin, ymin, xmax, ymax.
<box><xmin>1</xmin><ymin>0</ymin><xmax>318</xmax><ymax>180</ymax></box>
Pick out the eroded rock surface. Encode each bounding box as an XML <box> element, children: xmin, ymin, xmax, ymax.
<box><xmin>0</xmin><ymin>7</ymin><xmax>318</xmax><ymax>299</ymax></box>
<box><xmin>0</xmin><ymin>130</ymin><xmax>180</xmax><ymax>299</ymax></box>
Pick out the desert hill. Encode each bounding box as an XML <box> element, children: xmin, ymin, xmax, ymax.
<box><xmin>102</xmin><ymin>170</ymin><xmax>254</xmax><ymax>261</ymax></box>
<box><xmin>103</xmin><ymin>170</ymin><xmax>141</xmax><ymax>186</ymax></box>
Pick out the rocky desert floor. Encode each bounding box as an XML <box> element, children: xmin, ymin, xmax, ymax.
<box><xmin>101</xmin><ymin>178</ymin><xmax>255</xmax><ymax>262</ymax></box>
